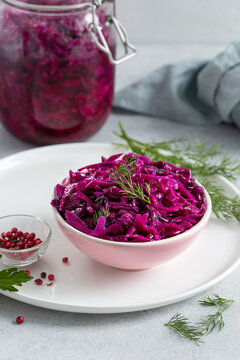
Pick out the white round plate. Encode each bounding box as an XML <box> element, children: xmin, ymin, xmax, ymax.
<box><xmin>0</xmin><ymin>143</ymin><xmax>239</xmax><ymax>313</ymax></box>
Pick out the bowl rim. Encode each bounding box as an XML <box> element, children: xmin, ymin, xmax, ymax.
<box><xmin>0</xmin><ymin>214</ymin><xmax>51</xmax><ymax>253</ymax></box>
<box><xmin>53</xmin><ymin>183</ymin><xmax>212</xmax><ymax>247</ymax></box>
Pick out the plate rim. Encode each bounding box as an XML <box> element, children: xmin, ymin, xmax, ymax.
<box><xmin>1</xmin><ymin>255</ymin><xmax>240</xmax><ymax>314</ymax></box>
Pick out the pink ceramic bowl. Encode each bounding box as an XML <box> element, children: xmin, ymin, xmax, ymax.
<box><xmin>53</xmin><ymin>187</ymin><xmax>212</xmax><ymax>271</ymax></box>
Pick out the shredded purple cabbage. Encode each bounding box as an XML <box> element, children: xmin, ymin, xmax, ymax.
<box><xmin>51</xmin><ymin>153</ymin><xmax>207</xmax><ymax>243</ymax></box>
<box><xmin>0</xmin><ymin>1</ymin><xmax>114</xmax><ymax>144</ymax></box>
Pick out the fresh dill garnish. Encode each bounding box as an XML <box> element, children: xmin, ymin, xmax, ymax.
<box><xmin>114</xmin><ymin>122</ymin><xmax>240</xmax><ymax>222</ymax></box>
<box><xmin>95</xmin><ymin>195</ymin><xmax>105</xmax><ymax>205</ymax></box>
<box><xmin>165</xmin><ymin>313</ymin><xmax>203</xmax><ymax>345</ymax></box>
<box><xmin>198</xmin><ymin>178</ymin><xmax>240</xmax><ymax>222</ymax></box>
<box><xmin>199</xmin><ymin>293</ymin><xmax>234</xmax><ymax>308</ymax></box>
<box><xmin>93</xmin><ymin>204</ymin><xmax>110</xmax><ymax>226</ymax></box>
<box><xmin>110</xmin><ymin>153</ymin><xmax>151</xmax><ymax>204</ymax></box>
<box><xmin>165</xmin><ymin>293</ymin><xmax>234</xmax><ymax>345</ymax></box>
<box><xmin>198</xmin><ymin>294</ymin><xmax>234</xmax><ymax>334</ymax></box>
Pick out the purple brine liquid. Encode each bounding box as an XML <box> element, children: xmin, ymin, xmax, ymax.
<box><xmin>0</xmin><ymin>2</ymin><xmax>115</xmax><ymax>144</ymax></box>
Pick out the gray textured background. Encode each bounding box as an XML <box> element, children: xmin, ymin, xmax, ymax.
<box><xmin>118</xmin><ymin>0</ymin><xmax>240</xmax><ymax>44</ymax></box>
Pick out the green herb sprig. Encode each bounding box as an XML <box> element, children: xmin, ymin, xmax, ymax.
<box><xmin>198</xmin><ymin>294</ymin><xmax>234</xmax><ymax>334</ymax></box>
<box><xmin>165</xmin><ymin>294</ymin><xmax>234</xmax><ymax>345</ymax></box>
<box><xmin>165</xmin><ymin>313</ymin><xmax>204</xmax><ymax>345</ymax></box>
<box><xmin>114</xmin><ymin>122</ymin><xmax>240</xmax><ymax>222</ymax></box>
<box><xmin>0</xmin><ymin>265</ymin><xmax>33</xmax><ymax>292</ymax></box>
<box><xmin>110</xmin><ymin>153</ymin><xmax>151</xmax><ymax>204</ymax></box>
<box><xmin>0</xmin><ymin>254</ymin><xmax>33</xmax><ymax>292</ymax></box>
<box><xmin>93</xmin><ymin>204</ymin><xmax>110</xmax><ymax>226</ymax></box>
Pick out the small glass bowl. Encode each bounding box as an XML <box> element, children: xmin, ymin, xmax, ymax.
<box><xmin>0</xmin><ymin>214</ymin><xmax>51</xmax><ymax>267</ymax></box>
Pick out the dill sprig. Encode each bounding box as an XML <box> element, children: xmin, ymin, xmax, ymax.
<box><xmin>199</xmin><ymin>293</ymin><xmax>234</xmax><ymax>308</ymax></box>
<box><xmin>114</xmin><ymin>122</ymin><xmax>240</xmax><ymax>222</ymax></box>
<box><xmin>95</xmin><ymin>195</ymin><xmax>105</xmax><ymax>205</ymax></box>
<box><xmin>165</xmin><ymin>294</ymin><xmax>234</xmax><ymax>345</ymax></box>
<box><xmin>110</xmin><ymin>153</ymin><xmax>151</xmax><ymax>204</ymax></box>
<box><xmin>198</xmin><ymin>294</ymin><xmax>234</xmax><ymax>334</ymax></box>
<box><xmin>199</xmin><ymin>178</ymin><xmax>240</xmax><ymax>222</ymax></box>
<box><xmin>165</xmin><ymin>313</ymin><xmax>203</xmax><ymax>345</ymax></box>
<box><xmin>93</xmin><ymin>203</ymin><xmax>109</xmax><ymax>226</ymax></box>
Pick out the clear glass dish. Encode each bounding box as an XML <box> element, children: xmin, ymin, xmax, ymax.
<box><xmin>0</xmin><ymin>214</ymin><xmax>51</xmax><ymax>267</ymax></box>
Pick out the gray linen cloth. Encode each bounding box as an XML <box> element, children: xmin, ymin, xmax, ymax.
<box><xmin>113</xmin><ymin>42</ymin><xmax>240</xmax><ymax>128</ymax></box>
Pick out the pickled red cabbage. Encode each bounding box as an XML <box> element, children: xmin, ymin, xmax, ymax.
<box><xmin>51</xmin><ymin>153</ymin><xmax>207</xmax><ymax>242</ymax></box>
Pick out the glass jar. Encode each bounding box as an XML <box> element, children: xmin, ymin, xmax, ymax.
<box><xmin>0</xmin><ymin>0</ymin><xmax>135</xmax><ymax>145</ymax></box>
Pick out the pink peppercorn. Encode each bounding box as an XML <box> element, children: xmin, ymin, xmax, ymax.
<box><xmin>24</xmin><ymin>270</ymin><xmax>30</xmax><ymax>276</ymax></box>
<box><xmin>48</xmin><ymin>274</ymin><xmax>55</xmax><ymax>281</ymax></box>
<box><xmin>34</xmin><ymin>238</ymin><xmax>42</xmax><ymax>245</ymax></box>
<box><xmin>35</xmin><ymin>279</ymin><xmax>43</xmax><ymax>285</ymax></box>
<box><xmin>16</xmin><ymin>316</ymin><xmax>24</xmax><ymax>324</ymax></box>
<box><xmin>26</xmin><ymin>233</ymin><xmax>35</xmax><ymax>241</ymax></box>
<box><xmin>62</xmin><ymin>257</ymin><xmax>69</xmax><ymax>263</ymax></box>
<box><xmin>0</xmin><ymin>228</ymin><xmax>43</xmax><ymax>250</ymax></box>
